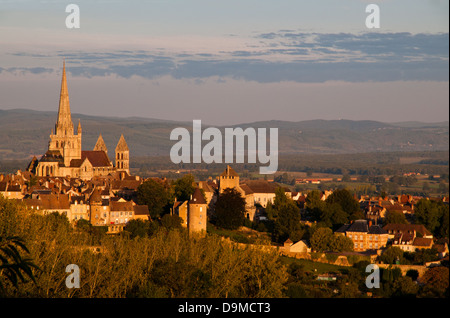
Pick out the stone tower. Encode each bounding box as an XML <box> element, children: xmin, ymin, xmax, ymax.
<box><xmin>115</xmin><ymin>134</ymin><xmax>129</xmax><ymax>174</ymax></box>
<box><xmin>48</xmin><ymin>60</ymin><xmax>82</xmax><ymax>167</ymax></box>
<box><xmin>188</xmin><ymin>188</ymin><xmax>207</xmax><ymax>234</ymax></box>
<box><xmin>219</xmin><ymin>165</ymin><xmax>240</xmax><ymax>193</ymax></box>
<box><xmin>89</xmin><ymin>187</ymin><xmax>103</xmax><ymax>226</ymax></box>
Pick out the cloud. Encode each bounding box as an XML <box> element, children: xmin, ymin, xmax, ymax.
<box><xmin>3</xmin><ymin>31</ymin><xmax>448</xmax><ymax>83</ymax></box>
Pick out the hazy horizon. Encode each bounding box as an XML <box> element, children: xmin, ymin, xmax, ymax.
<box><xmin>1</xmin><ymin>0</ymin><xmax>448</xmax><ymax>125</ymax></box>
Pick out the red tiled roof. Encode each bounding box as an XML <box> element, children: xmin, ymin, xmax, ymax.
<box><xmin>81</xmin><ymin>151</ymin><xmax>112</xmax><ymax>167</ymax></box>
<box><xmin>109</xmin><ymin>201</ymin><xmax>133</xmax><ymax>211</ymax></box>
<box><xmin>413</xmin><ymin>237</ymin><xmax>433</xmax><ymax>247</ymax></box>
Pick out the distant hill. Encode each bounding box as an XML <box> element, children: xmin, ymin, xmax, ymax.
<box><xmin>0</xmin><ymin>109</ymin><xmax>448</xmax><ymax>161</ymax></box>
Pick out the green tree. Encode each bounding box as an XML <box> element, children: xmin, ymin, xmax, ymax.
<box><xmin>380</xmin><ymin>246</ymin><xmax>405</xmax><ymax>264</ymax></box>
<box><xmin>137</xmin><ymin>179</ymin><xmax>172</xmax><ymax>218</ymax></box>
<box><xmin>419</xmin><ymin>266</ymin><xmax>449</xmax><ymax>298</ymax></box>
<box><xmin>0</xmin><ymin>236</ymin><xmax>39</xmax><ymax>294</ymax></box>
<box><xmin>384</xmin><ymin>210</ymin><xmax>408</xmax><ymax>225</ymax></box>
<box><xmin>325</xmin><ymin>189</ymin><xmax>361</xmax><ymax>220</ymax></box>
<box><xmin>415</xmin><ymin>199</ymin><xmax>448</xmax><ymax>236</ymax></box>
<box><xmin>123</xmin><ymin>219</ymin><xmax>151</xmax><ymax>239</ymax></box>
<box><xmin>214</xmin><ymin>188</ymin><xmax>246</xmax><ymax>230</ymax></box>
<box><xmin>172</xmin><ymin>174</ymin><xmax>195</xmax><ymax>202</ymax></box>
<box><xmin>328</xmin><ymin>234</ymin><xmax>354</xmax><ymax>252</ymax></box>
<box><xmin>392</xmin><ymin>276</ymin><xmax>418</xmax><ymax>297</ymax></box>
<box><xmin>160</xmin><ymin>214</ymin><xmax>183</xmax><ymax>230</ymax></box>
<box><xmin>273</xmin><ymin>188</ymin><xmax>302</xmax><ymax>243</ymax></box>
<box><xmin>310</xmin><ymin>227</ymin><xmax>333</xmax><ymax>252</ymax></box>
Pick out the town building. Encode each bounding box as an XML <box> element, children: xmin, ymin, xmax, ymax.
<box><xmin>336</xmin><ymin>219</ymin><xmax>389</xmax><ymax>252</ymax></box>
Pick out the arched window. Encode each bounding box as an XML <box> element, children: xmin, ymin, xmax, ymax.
<box><xmin>56</xmin><ymin>141</ymin><xmax>59</xmax><ymax>148</ymax></box>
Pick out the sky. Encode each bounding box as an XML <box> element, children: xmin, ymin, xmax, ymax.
<box><xmin>0</xmin><ymin>0</ymin><xmax>448</xmax><ymax>125</ymax></box>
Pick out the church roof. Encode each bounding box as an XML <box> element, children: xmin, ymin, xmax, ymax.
<box><xmin>39</xmin><ymin>150</ymin><xmax>64</xmax><ymax>163</ymax></box>
<box><xmin>115</xmin><ymin>134</ymin><xmax>129</xmax><ymax>152</ymax></box>
<box><xmin>81</xmin><ymin>151</ymin><xmax>112</xmax><ymax>167</ymax></box>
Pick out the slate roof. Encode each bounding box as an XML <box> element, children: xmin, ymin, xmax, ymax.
<box><xmin>346</xmin><ymin>220</ymin><xmax>369</xmax><ymax>232</ymax></box>
<box><xmin>368</xmin><ymin>225</ymin><xmax>387</xmax><ymax>235</ymax></box>
<box><xmin>383</xmin><ymin>223</ymin><xmax>432</xmax><ymax>237</ymax></box>
<box><xmin>189</xmin><ymin>188</ymin><xmax>206</xmax><ymax>205</ymax></box>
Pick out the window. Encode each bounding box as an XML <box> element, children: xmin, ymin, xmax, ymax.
<box><xmin>360</xmin><ymin>235</ymin><xmax>363</xmax><ymax>240</ymax></box>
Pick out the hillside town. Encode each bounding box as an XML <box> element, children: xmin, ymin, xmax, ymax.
<box><xmin>0</xmin><ymin>62</ymin><xmax>448</xmax><ymax>299</ymax></box>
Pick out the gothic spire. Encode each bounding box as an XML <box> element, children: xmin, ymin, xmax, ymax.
<box><xmin>55</xmin><ymin>59</ymin><xmax>74</xmax><ymax>136</ymax></box>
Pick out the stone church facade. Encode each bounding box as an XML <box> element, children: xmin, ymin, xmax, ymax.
<box><xmin>29</xmin><ymin>62</ymin><xmax>130</xmax><ymax>180</ymax></box>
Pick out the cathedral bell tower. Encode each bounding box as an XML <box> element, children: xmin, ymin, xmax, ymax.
<box><xmin>48</xmin><ymin>60</ymin><xmax>82</xmax><ymax>166</ymax></box>
<box><xmin>115</xmin><ymin>134</ymin><xmax>129</xmax><ymax>174</ymax></box>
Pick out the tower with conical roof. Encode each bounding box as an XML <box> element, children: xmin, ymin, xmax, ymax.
<box><xmin>115</xmin><ymin>134</ymin><xmax>129</xmax><ymax>174</ymax></box>
<box><xmin>48</xmin><ymin>60</ymin><xmax>82</xmax><ymax>167</ymax></box>
<box><xmin>93</xmin><ymin>134</ymin><xmax>108</xmax><ymax>154</ymax></box>
<box><xmin>188</xmin><ymin>188</ymin><xmax>207</xmax><ymax>234</ymax></box>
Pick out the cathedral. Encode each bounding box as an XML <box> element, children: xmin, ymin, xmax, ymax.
<box><xmin>29</xmin><ymin>61</ymin><xmax>130</xmax><ymax>180</ymax></box>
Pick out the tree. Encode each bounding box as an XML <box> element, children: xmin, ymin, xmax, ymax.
<box><xmin>405</xmin><ymin>269</ymin><xmax>419</xmax><ymax>281</ymax></box>
<box><xmin>137</xmin><ymin>179</ymin><xmax>172</xmax><ymax>219</ymax></box>
<box><xmin>384</xmin><ymin>210</ymin><xmax>408</xmax><ymax>225</ymax></box>
<box><xmin>325</xmin><ymin>189</ymin><xmax>360</xmax><ymax>219</ymax></box>
<box><xmin>0</xmin><ymin>236</ymin><xmax>39</xmax><ymax>294</ymax></box>
<box><xmin>123</xmin><ymin>219</ymin><xmax>150</xmax><ymax>239</ymax></box>
<box><xmin>380</xmin><ymin>246</ymin><xmax>405</xmax><ymax>264</ymax></box>
<box><xmin>328</xmin><ymin>234</ymin><xmax>354</xmax><ymax>252</ymax></box>
<box><xmin>420</xmin><ymin>266</ymin><xmax>449</xmax><ymax>298</ymax></box>
<box><xmin>272</xmin><ymin>188</ymin><xmax>302</xmax><ymax>243</ymax></box>
<box><xmin>160</xmin><ymin>214</ymin><xmax>183</xmax><ymax>230</ymax></box>
<box><xmin>414</xmin><ymin>199</ymin><xmax>448</xmax><ymax>236</ymax></box>
<box><xmin>392</xmin><ymin>276</ymin><xmax>418</xmax><ymax>297</ymax></box>
<box><xmin>172</xmin><ymin>174</ymin><xmax>195</xmax><ymax>202</ymax></box>
<box><xmin>321</xmin><ymin>203</ymin><xmax>349</xmax><ymax>229</ymax></box>
<box><xmin>310</xmin><ymin>227</ymin><xmax>333</xmax><ymax>252</ymax></box>
<box><xmin>214</xmin><ymin>188</ymin><xmax>246</xmax><ymax>230</ymax></box>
